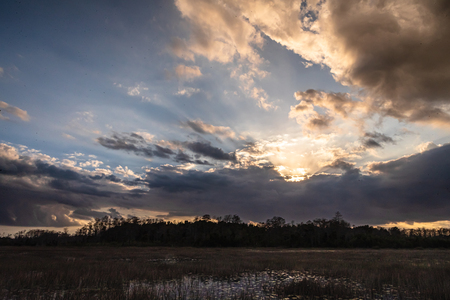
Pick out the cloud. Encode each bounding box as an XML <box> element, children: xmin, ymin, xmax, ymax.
<box><xmin>184</xmin><ymin>119</ymin><xmax>236</xmax><ymax>139</ymax></box>
<box><xmin>96</xmin><ymin>132</ymin><xmax>174</xmax><ymax>159</ymax></box>
<box><xmin>70</xmin><ymin>208</ymin><xmax>123</xmax><ymax>220</ymax></box>
<box><xmin>115</xmin><ymin>165</ymin><xmax>139</xmax><ymax>178</ymax></box>
<box><xmin>250</xmin><ymin>87</ymin><xmax>275</xmax><ymax>111</ymax></box>
<box><xmin>184</xmin><ymin>141</ymin><xmax>237</xmax><ymax>161</ymax></box>
<box><xmin>66</xmin><ymin>111</ymin><xmax>102</xmax><ymax>137</ymax></box>
<box><xmin>284</xmin><ymin>1</ymin><xmax>450</xmax><ymax>124</ymax></box>
<box><xmin>97</xmin><ymin>132</ymin><xmax>237</xmax><ymax>163</ymax></box>
<box><xmin>174</xmin><ymin>0</ymin><xmax>264</xmax><ymax>64</ymax></box>
<box><xmin>177</xmin><ymin>0</ymin><xmax>450</xmax><ymax>125</ymax></box>
<box><xmin>173</xmin><ymin>0</ymin><xmax>277</xmax><ymax>110</ymax></box>
<box><xmin>417</xmin><ymin>142</ymin><xmax>438</xmax><ymax>153</ymax></box>
<box><xmin>173</xmin><ymin>150</ymin><xmax>211</xmax><ymax>165</ymax></box>
<box><xmin>175</xmin><ymin>87</ymin><xmax>200</xmax><ymax>97</ymax></box>
<box><xmin>289</xmin><ymin>89</ymin><xmax>362</xmax><ymax>132</ymax></box>
<box><xmin>169</xmin><ymin>37</ymin><xmax>195</xmax><ymax>61</ymax></box>
<box><xmin>0</xmin><ymin>144</ymin><xmax>145</xmax><ymax>226</ymax></box>
<box><xmin>174</xmin><ymin>64</ymin><xmax>202</xmax><ymax>81</ymax></box>
<box><xmin>307</xmin><ymin>114</ymin><xmax>334</xmax><ymax>130</ymax></box>
<box><xmin>127</xmin><ymin>83</ymin><xmax>149</xmax><ymax>96</ymax></box>
<box><xmin>134</xmin><ymin>131</ymin><xmax>154</xmax><ymax>142</ymax></box>
<box><xmin>141</xmin><ymin>143</ymin><xmax>450</xmax><ymax>224</ymax></box>
<box><xmin>2</xmin><ymin>142</ymin><xmax>450</xmax><ymax>227</ymax></box>
<box><xmin>324</xmin><ymin>159</ymin><xmax>360</xmax><ymax>176</ymax></box>
<box><xmin>0</xmin><ymin>146</ymin><xmax>81</xmax><ymax>181</ymax></box>
<box><xmin>0</xmin><ymin>101</ymin><xmax>30</xmax><ymax>121</ymax></box>
<box><xmin>145</xmin><ymin>166</ymin><xmax>232</xmax><ymax>193</ymax></box>
<box><xmin>320</xmin><ymin>1</ymin><xmax>450</xmax><ymax>110</ymax></box>
<box><xmin>115</xmin><ymin>83</ymin><xmax>157</xmax><ymax>103</ymax></box>
<box><xmin>362</xmin><ymin>132</ymin><xmax>395</xmax><ymax>149</ymax></box>
<box><xmin>62</xmin><ymin>133</ymin><xmax>76</xmax><ymax>140</ymax></box>
<box><xmin>79</xmin><ymin>160</ymin><xmax>103</xmax><ymax>168</ymax></box>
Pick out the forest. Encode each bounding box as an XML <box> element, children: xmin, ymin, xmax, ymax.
<box><xmin>2</xmin><ymin>213</ymin><xmax>450</xmax><ymax>248</ymax></box>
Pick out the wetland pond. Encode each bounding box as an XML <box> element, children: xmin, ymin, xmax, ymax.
<box><xmin>1</xmin><ymin>247</ymin><xmax>447</xmax><ymax>299</ymax></box>
<box><xmin>127</xmin><ymin>269</ymin><xmax>406</xmax><ymax>299</ymax></box>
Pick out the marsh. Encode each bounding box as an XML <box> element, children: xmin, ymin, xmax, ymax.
<box><xmin>1</xmin><ymin>247</ymin><xmax>449</xmax><ymax>299</ymax></box>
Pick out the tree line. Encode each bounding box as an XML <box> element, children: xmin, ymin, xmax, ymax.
<box><xmin>2</xmin><ymin>212</ymin><xmax>450</xmax><ymax>248</ymax></box>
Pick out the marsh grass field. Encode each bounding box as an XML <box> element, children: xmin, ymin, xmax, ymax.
<box><xmin>1</xmin><ymin>247</ymin><xmax>449</xmax><ymax>299</ymax></box>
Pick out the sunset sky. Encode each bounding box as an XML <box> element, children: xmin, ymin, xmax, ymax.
<box><xmin>1</xmin><ymin>0</ymin><xmax>450</xmax><ymax>234</ymax></box>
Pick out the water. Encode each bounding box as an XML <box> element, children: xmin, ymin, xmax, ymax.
<box><xmin>126</xmin><ymin>270</ymin><xmax>406</xmax><ymax>299</ymax></box>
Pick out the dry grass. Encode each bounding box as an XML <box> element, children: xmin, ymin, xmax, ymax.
<box><xmin>0</xmin><ymin>247</ymin><xmax>449</xmax><ymax>299</ymax></box>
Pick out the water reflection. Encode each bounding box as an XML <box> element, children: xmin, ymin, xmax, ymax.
<box><xmin>127</xmin><ymin>270</ymin><xmax>405</xmax><ymax>299</ymax></box>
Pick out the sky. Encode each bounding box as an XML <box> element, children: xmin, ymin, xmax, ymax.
<box><xmin>1</xmin><ymin>0</ymin><xmax>450</xmax><ymax>234</ymax></box>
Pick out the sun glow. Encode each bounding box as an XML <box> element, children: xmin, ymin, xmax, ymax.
<box><xmin>379</xmin><ymin>220</ymin><xmax>450</xmax><ymax>230</ymax></box>
<box><xmin>276</xmin><ymin>166</ymin><xmax>309</xmax><ymax>182</ymax></box>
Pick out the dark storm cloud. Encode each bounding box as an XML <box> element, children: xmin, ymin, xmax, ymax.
<box><xmin>97</xmin><ymin>132</ymin><xmax>235</xmax><ymax>164</ymax></box>
<box><xmin>0</xmin><ymin>158</ymin><xmax>113</xmax><ymax>199</ymax></box>
<box><xmin>0</xmin><ymin>177</ymin><xmax>134</xmax><ymax>227</ymax></box>
<box><xmin>3</xmin><ymin>143</ymin><xmax>450</xmax><ymax>227</ymax></box>
<box><xmin>362</xmin><ymin>132</ymin><xmax>395</xmax><ymax>149</ymax></box>
<box><xmin>286</xmin><ymin>1</ymin><xmax>450</xmax><ymax>126</ymax></box>
<box><xmin>307</xmin><ymin>115</ymin><xmax>333</xmax><ymax>130</ymax></box>
<box><xmin>97</xmin><ymin>133</ymin><xmax>174</xmax><ymax>158</ymax></box>
<box><xmin>1</xmin><ymin>155</ymin><xmax>84</xmax><ymax>182</ymax></box>
<box><xmin>363</xmin><ymin>139</ymin><xmax>382</xmax><ymax>149</ymax></box>
<box><xmin>71</xmin><ymin>208</ymin><xmax>123</xmax><ymax>220</ymax></box>
<box><xmin>140</xmin><ymin>143</ymin><xmax>450</xmax><ymax>225</ymax></box>
<box><xmin>48</xmin><ymin>179</ymin><xmax>111</xmax><ymax>197</ymax></box>
<box><xmin>146</xmin><ymin>168</ymin><xmax>232</xmax><ymax>193</ymax></box>
<box><xmin>325</xmin><ymin>0</ymin><xmax>450</xmax><ymax>124</ymax></box>
<box><xmin>89</xmin><ymin>173</ymin><xmax>143</xmax><ymax>187</ymax></box>
<box><xmin>174</xmin><ymin>150</ymin><xmax>192</xmax><ymax>163</ymax></box>
<box><xmin>184</xmin><ymin>141</ymin><xmax>237</xmax><ymax>161</ymax></box>
<box><xmin>0</xmin><ymin>145</ymin><xmax>138</xmax><ymax>227</ymax></box>
<box><xmin>327</xmin><ymin>159</ymin><xmax>358</xmax><ymax>173</ymax></box>
<box><xmin>174</xmin><ymin>150</ymin><xmax>211</xmax><ymax>165</ymax></box>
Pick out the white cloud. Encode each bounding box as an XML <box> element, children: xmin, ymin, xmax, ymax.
<box><xmin>0</xmin><ymin>101</ymin><xmax>30</xmax><ymax>121</ymax></box>
<box><xmin>79</xmin><ymin>160</ymin><xmax>104</xmax><ymax>168</ymax></box>
<box><xmin>175</xmin><ymin>0</ymin><xmax>450</xmax><ymax>124</ymax></box>
<box><xmin>0</xmin><ymin>143</ymin><xmax>20</xmax><ymax>160</ymax></box>
<box><xmin>289</xmin><ymin>89</ymin><xmax>365</xmax><ymax>133</ymax></box>
<box><xmin>76</xmin><ymin>111</ymin><xmax>94</xmax><ymax>123</ymax></box>
<box><xmin>237</xmin><ymin>0</ymin><xmax>450</xmax><ymax>124</ymax></box>
<box><xmin>66</xmin><ymin>111</ymin><xmax>102</xmax><ymax>137</ymax></box>
<box><xmin>174</xmin><ymin>64</ymin><xmax>202</xmax><ymax>81</ymax></box>
<box><xmin>175</xmin><ymin>87</ymin><xmax>200</xmax><ymax>97</ymax></box>
<box><xmin>174</xmin><ymin>0</ymin><xmax>264</xmax><ymax>64</ymax></box>
<box><xmin>416</xmin><ymin>142</ymin><xmax>439</xmax><ymax>153</ymax></box>
<box><xmin>62</xmin><ymin>133</ymin><xmax>76</xmax><ymax>140</ymax></box>
<box><xmin>92</xmin><ymin>168</ymin><xmax>113</xmax><ymax>176</ymax></box>
<box><xmin>115</xmin><ymin>165</ymin><xmax>139</xmax><ymax>178</ymax></box>
<box><xmin>61</xmin><ymin>159</ymin><xmax>77</xmax><ymax>168</ymax></box>
<box><xmin>251</xmin><ymin>87</ymin><xmax>275</xmax><ymax>111</ymax></box>
<box><xmin>127</xmin><ymin>83</ymin><xmax>148</xmax><ymax>96</ymax></box>
<box><xmin>134</xmin><ymin>131</ymin><xmax>155</xmax><ymax>142</ymax></box>
<box><xmin>173</xmin><ymin>0</ymin><xmax>276</xmax><ymax>110</ymax></box>
<box><xmin>184</xmin><ymin>119</ymin><xmax>236</xmax><ymax>139</ymax></box>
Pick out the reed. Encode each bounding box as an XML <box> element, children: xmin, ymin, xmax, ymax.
<box><xmin>0</xmin><ymin>247</ymin><xmax>449</xmax><ymax>299</ymax></box>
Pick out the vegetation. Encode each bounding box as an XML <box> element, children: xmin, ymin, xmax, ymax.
<box><xmin>0</xmin><ymin>247</ymin><xmax>449</xmax><ymax>299</ymax></box>
<box><xmin>2</xmin><ymin>213</ymin><xmax>450</xmax><ymax>248</ymax></box>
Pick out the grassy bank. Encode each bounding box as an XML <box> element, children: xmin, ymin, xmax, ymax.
<box><xmin>0</xmin><ymin>247</ymin><xmax>449</xmax><ymax>299</ymax></box>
